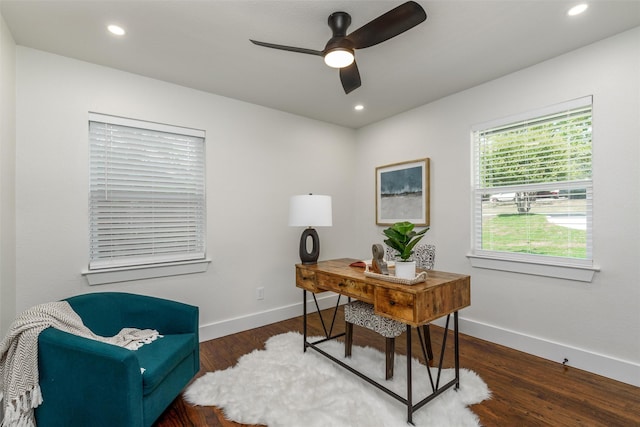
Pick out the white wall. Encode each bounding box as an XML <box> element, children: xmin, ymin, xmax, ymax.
<box><xmin>14</xmin><ymin>47</ymin><xmax>357</xmax><ymax>339</ymax></box>
<box><xmin>0</xmin><ymin>12</ymin><xmax>16</xmax><ymax>337</ymax></box>
<box><xmin>354</xmin><ymin>27</ymin><xmax>640</xmax><ymax>386</ymax></box>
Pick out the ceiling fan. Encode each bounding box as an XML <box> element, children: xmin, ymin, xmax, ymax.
<box><xmin>250</xmin><ymin>1</ymin><xmax>427</xmax><ymax>94</ymax></box>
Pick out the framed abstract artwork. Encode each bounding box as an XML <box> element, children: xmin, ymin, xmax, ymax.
<box><xmin>376</xmin><ymin>158</ymin><xmax>430</xmax><ymax>226</ymax></box>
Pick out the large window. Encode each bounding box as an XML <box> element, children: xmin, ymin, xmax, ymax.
<box><xmin>471</xmin><ymin>97</ymin><xmax>592</xmax><ymax>268</ymax></box>
<box><xmin>89</xmin><ymin>113</ymin><xmax>206</xmax><ymax>270</ymax></box>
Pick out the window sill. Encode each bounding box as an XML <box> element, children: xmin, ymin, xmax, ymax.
<box><xmin>466</xmin><ymin>254</ymin><xmax>599</xmax><ymax>282</ymax></box>
<box><xmin>82</xmin><ymin>259</ymin><xmax>211</xmax><ymax>285</ymax></box>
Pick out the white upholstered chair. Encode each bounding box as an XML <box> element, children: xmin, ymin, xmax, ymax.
<box><xmin>344</xmin><ymin>244</ymin><xmax>436</xmax><ymax>380</ymax></box>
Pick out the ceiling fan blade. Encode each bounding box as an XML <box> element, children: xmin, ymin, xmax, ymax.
<box><xmin>250</xmin><ymin>40</ymin><xmax>323</xmax><ymax>56</ymax></box>
<box><xmin>347</xmin><ymin>1</ymin><xmax>427</xmax><ymax>50</ymax></box>
<box><xmin>340</xmin><ymin>61</ymin><xmax>361</xmax><ymax>94</ymax></box>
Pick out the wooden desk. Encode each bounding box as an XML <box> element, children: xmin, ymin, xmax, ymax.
<box><xmin>296</xmin><ymin>258</ymin><xmax>471</xmax><ymax>424</ymax></box>
<box><xmin>296</xmin><ymin>258</ymin><xmax>470</xmax><ymax>326</ymax></box>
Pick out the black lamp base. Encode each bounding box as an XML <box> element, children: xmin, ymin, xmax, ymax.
<box><xmin>299</xmin><ymin>227</ymin><xmax>320</xmax><ymax>264</ymax></box>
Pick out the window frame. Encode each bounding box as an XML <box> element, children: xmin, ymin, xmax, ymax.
<box><xmin>83</xmin><ymin>113</ymin><xmax>209</xmax><ymax>284</ymax></box>
<box><xmin>468</xmin><ymin>97</ymin><xmax>598</xmax><ymax>282</ymax></box>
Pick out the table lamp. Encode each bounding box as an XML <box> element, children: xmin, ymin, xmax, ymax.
<box><xmin>289</xmin><ymin>194</ymin><xmax>332</xmax><ymax>264</ymax></box>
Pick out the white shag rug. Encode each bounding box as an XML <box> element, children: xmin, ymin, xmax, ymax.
<box><xmin>184</xmin><ymin>331</ymin><xmax>490</xmax><ymax>427</ymax></box>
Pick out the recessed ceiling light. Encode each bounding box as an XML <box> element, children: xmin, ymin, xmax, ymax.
<box><xmin>107</xmin><ymin>24</ymin><xmax>126</xmax><ymax>36</ymax></box>
<box><xmin>354</xmin><ymin>104</ymin><xmax>364</xmax><ymax>111</ymax></box>
<box><xmin>567</xmin><ymin>4</ymin><xmax>588</xmax><ymax>16</ymax></box>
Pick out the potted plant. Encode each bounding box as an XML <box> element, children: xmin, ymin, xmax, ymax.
<box><xmin>383</xmin><ymin>221</ymin><xmax>429</xmax><ymax>279</ymax></box>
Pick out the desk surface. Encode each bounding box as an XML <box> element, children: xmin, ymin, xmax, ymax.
<box><xmin>296</xmin><ymin>258</ymin><xmax>470</xmax><ymax>326</ymax></box>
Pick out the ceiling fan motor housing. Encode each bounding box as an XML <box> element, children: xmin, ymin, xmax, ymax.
<box><xmin>328</xmin><ymin>11</ymin><xmax>351</xmax><ymax>36</ymax></box>
<box><xmin>324</xmin><ymin>12</ymin><xmax>355</xmax><ymax>54</ymax></box>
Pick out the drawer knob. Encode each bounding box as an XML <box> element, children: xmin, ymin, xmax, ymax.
<box><xmin>389</xmin><ymin>300</ymin><xmax>396</xmax><ymax>306</ymax></box>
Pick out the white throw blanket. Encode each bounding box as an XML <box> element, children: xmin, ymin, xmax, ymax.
<box><xmin>0</xmin><ymin>301</ymin><xmax>160</xmax><ymax>427</ymax></box>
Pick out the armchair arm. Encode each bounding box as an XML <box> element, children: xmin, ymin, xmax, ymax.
<box><xmin>36</xmin><ymin>327</ymin><xmax>144</xmax><ymax>427</ymax></box>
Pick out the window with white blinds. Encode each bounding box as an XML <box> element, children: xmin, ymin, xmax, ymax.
<box><xmin>471</xmin><ymin>96</ymin><xmax>593</xmax><ymax>267</ymax></box>
<box><xmin>89</xmin><ymin>113</ymin><xmax>206</xmax><ymax>270</ymax></box>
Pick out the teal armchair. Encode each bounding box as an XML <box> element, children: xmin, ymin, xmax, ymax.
<box><xmin>35</xmin><ymin>292</ymin><xmax>200</xmax><ymax>427</ymax></box>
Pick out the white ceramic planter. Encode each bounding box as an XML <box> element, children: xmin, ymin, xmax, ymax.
<box><xmin>395</xmin><ymin>260</ymin><xmax>416</xmax><ymax>279</ymax></box>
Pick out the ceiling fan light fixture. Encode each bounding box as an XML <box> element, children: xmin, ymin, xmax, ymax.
<box><xmin>324</xmin><ymin>48</ymin><xmax>354</xmax><ymax>68</ymax></box>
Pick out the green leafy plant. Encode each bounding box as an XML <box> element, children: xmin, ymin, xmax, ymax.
<box><xmin>383</xmin><ymin>221</ymin><xmax>429</xmax><ymax>261</ymax></box>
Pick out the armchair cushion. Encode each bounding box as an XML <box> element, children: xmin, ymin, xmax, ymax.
<box><xmin>137</xmin><ymin>333</ymin><xmax>197</xmax><ymax>395</ymax></box>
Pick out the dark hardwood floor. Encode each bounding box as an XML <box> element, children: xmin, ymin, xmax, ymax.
<box><xmin>155</xmin><ymin>308</ymin><xmax>640</xmax><ymax>426</ymax></box>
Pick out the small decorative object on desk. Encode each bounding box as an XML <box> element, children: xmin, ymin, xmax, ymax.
<box><xmin>370</xmin><ymin>243</ymin><xmax>389</xmax><ymax>275</ymax></box>
<box><xmin>382</xmin><ymin>221</ymin><xmax>429</xmax><ymax>279</ymax></box>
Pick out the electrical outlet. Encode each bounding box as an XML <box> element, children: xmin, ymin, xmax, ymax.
<box><xmin>256</xmin><ymin>287</ymin><xmax>265</xmax><ymax>300</ymax></box>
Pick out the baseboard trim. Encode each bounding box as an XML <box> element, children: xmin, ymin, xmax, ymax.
<box><xmin>199</xmin><ymin>298</ymin><xmax>640</xmax><ymax>388</ymax></box>
<box><xmin>199</xmin><ymin>293</ymin><xmax>342</xmax><ymax>343</ymax></box>
<box><xmin>455</xmin><ymin>317</ymin><xmax>640</xmax><ymax>388</ymax></box>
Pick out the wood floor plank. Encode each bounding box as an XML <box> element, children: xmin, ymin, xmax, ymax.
<box><xmin>155</xmin><ymin>308</ymin><xmax>640</xmax><ymax>426</ymax></box>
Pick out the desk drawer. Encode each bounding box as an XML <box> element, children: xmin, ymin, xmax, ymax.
<box><xmin>316</xmin><ymin>272</ymin><xmax>374</xmax><ymax>302</ymax></box>
<box><xmin>375</xmin><ymin>277</ymin><xmax>471</xmax><ymax>325</ymax></box>
<box><xmin>296</xmin><ymin>268</ymin><xmax>319</xmax><ymax>292</ymax></box>
<box><xmin>374</xmin><ymin>288</ymin><xmax>415</xmax><ymax>324</ymax></box>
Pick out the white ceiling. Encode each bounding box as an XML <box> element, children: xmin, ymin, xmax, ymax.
<box><xmin>2</xmin><ymin>0</ymin><xmax>639</xmax><ymax>128</ymax></box>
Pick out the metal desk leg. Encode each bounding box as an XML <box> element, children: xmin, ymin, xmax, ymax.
<box><xmin>406</xmin><ymin>324</ymin><xmax>413</xmax><ymax>425</ymax></box>
<box><xmin>302</xmin><ymin>290</ymin><xmax>345</xmax><ymax>351</ymax></box>
<box><xmin>303</xmin><ymin>290</ymin><xmax>307</xmax><ymax>352</ymax></box>
<box><xmin>455</xmin><ymin>311</ymin><xmax>460</xmax><ymax>388</ymax></box>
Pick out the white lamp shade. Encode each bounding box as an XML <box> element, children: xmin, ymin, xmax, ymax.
<box><xmin>289</xmin><ymin>195</ymin><xmax>332</xmax><ymax>227</ymax></box>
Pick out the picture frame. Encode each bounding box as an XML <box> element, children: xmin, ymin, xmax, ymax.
<box><xmin>376</xmin><ymin>158</ymin><xmax>430</xmax><ymax>226</ymax></box>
